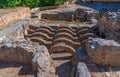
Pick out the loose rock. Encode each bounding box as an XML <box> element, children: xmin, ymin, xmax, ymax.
<box><xmin>76</xmin><ymin>62</ymin><xmax>91</xmax><ymax>77</ymax></box>
<box><xmin>0</xmin><ymin>40</ymin><xmax>39</xmax><ymax>63</ymax></box>
<box><xmin>49</xmin><ymin>66</ymin><xmax>56</xmax><ymax>74</ymax></box>
<box><xmin>34</xmin><ymin>45</ymin><xmax>51</xmax><ymax>77</ymax></box>
<box><xmin>98</xmin><ymin>11</ymin><xmax>120</xmax><ymax>42</ymax></box>
<box><xmin>86</xmin><ymin>37</ymin><xmax>120</xmax><ymax>66</ymax></box>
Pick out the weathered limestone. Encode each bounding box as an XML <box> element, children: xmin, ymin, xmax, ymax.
<box><xmin>0</xmin><ymin>18</ymin><xmax>41</xmax><ymax>43</ymax></box>
<box><xmin>75</xmin><ymin>62</ymin><xmax>91</xmax><ymax>77</ymax></box>
<box><xmin>98</xmin><ymin>12</ymin><xmax>120</xmax><ymax>42</ymax></box>
<box><xmin>86</xmin><ymin>37</ymin><xmax>120</xmax><ymax>66</ymax></box>
<box><xmin>0</xmin><ymin>40</ymin><xmax>39</xmax><ymax>63</ymax></box>
<box><xmin>32</xmin><ymin>45</ymin><xmax>51</xmax><ymax>77</ymax></box>
<box><xmin>0</xmin><ymin>19</ymin><xmax>29</xmax><ymax>42</ymax></box>
<box><xmin>0</xmin><ymin>39</ymin><xmax>51</xmax><ymax>77</ymax></box>
<box><xmin>0</xmin><ymin>7</ymin><xmax>31</xmax><ymax>30</ymax></box>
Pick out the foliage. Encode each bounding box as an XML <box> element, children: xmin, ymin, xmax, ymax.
<box><xmin>20</xmin><ymin>0</ymin><xmax>40</xmax><ymax>7</ymax></box>
<box><xmin>0</xmin><ymin>0</ymin><xmax>66</xmax><ymax>8</ymax></box>
<box><xmin>55</xmin><ymin>0</ymin><xmax>64</xmax><ymax>6</ymax></box>
<box><xmin>40</xmin><ymin>0</ymin><xmax>55</xmax><ymax>6</ymax></box>
<box><xmin>0</xmin><ymin>0</ymin><xmax>21</xmax><ymax>8</ymax></box>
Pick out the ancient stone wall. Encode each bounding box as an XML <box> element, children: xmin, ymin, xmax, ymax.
<box><xmin>0</xmin><ymin>7</ymin><xmax>31</xmax><ymax>30</ymax></box>
<box><xmin>98</xmin><ymin>12</ymin><xmax>120</xmax><ymax>42</ymax></box>
<box><xmin>0</xmin><ymin>18</ymin><xmax>41</xmax><ymax>43</ymax></box>
<box><xmin>0</xmin><ymin>40</ymin><xmax>39</xmax><ymax>63</ymax></box>
<box><xmin>41</xmin><ymin>4</ymin><xmax>99</xmax><ymax>22</ymax></box>
<box><xmin>42</xmin><ymin>10</ymin><xmax>94</xmax><ymax>21</ymax></box>
<box><xmin>0</xmin><ymin>40</ymin><xmax>51</xmax><ymax>77</ymax></box>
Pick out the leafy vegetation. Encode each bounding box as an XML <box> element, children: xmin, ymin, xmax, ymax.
<box><xmin>55</xmin><ymin>0</ymin><xmax>65</xmax><ymax>6</ymax></box>
<box><xmin>0</xmin><ymin>0</ymin><xmax>67</xmax><ymax>8</ymax></box>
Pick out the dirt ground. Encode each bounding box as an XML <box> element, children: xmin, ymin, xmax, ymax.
<box><xmin>50</xmin><ymin>51</ymin><xmax>72</xmax><ymax>77</ymax></box>
<box><xmin>0</xmin><ymin>62</ymin><xmax>36</xmax><ymax>77</ymax></box>
<box><xmin>0</xmin><ymin>8</ymin><xmax>19</xmax><ymax>17</ymax></box>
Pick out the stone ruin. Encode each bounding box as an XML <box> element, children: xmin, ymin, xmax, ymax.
<box><xmin>86</xmin><ymin>37</ymin><xmax>120</xmax><ymax>66</ymax></box>
<box><xmin>38</xmin><ymin>4</ymin><xmax>99</xmax><ymax>22</ymax></box>
<box><xmin>25</xmin><ymin>25</ymin><xmax>96</xmax><ymax>55</ymax></box>
<box><xmin>99</xmin><ymin>11</ymin><xmax>120</xmax><ymax>42</ymax></box>
<box><xmin>0</xmin><ymin>3</ymin><xmax>120</xmax><ymax>77</ymax></box>
<box><xmin>0</xmin><ymin>40</ymin><xmax>51</xmax><ymax>77</ymax></box>
<box><xmin>0</xmin><ymin>21</ymin><xmax>96</xmax><ymax>77</ymax></box>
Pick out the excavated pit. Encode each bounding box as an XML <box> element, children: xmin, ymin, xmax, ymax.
<box><xmin>0</xmin><ymin>15</ymin><xmax>97</xmax><ymax>77</ymax></box>
<box><xmin>0</xmin><ymin>2</ymin><xmax>120</xmax><ymax>77</ymax></box>
<box><xmin>25</xmin><ymin>25</ymin><xmax>96</xmax><ymax>53</ymax></box>
<box><xmin>0</xmin><ymin>19</ymin><xmax>120</xmax><ymax>77</ymax></box>
<box><xmin>25</xmin><ymin>24</ymin><xmax>96</xmax><ymax>77</ymax></box>
<box><xmin>0</xmin><ymin>19</ymin><xmax>39</xmax><ymax>77</ymax></box>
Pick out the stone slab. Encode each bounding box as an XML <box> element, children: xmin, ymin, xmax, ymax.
<box><xmin>86</xmin><ymin>37</ymin><xmax>120</xmax><ymax>66</ymax></box>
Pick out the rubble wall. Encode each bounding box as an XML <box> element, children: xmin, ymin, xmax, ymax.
<box><xmin>41</xmin><ymin>4</ymin><xmax>99</xmax><ymax>22</ymax></box>
<box><xmin>0</xmin><ymin>40</ymin><xmax>39</xmax><ymax>63</ymax></box>
<box><xmin>0</xmin><ymin>19</ymin><xmax>29</xmax><ymax>42</ymax></box>
<box><xmin>0</xmin><ymin>18</ymin><xmax>40</xmax><ymax>42</ymax></box>
<box><xmin>98</xmin><ymin>12</ymin><xmax>120</xmax><ymax>42</ymax></box>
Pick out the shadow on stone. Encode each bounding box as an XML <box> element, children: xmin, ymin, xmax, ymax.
<box><xmin>0</xmin><ymin>62</ymin><xmax>37</xmax><ymax>77</ymax></box>
<box><xmin>55</xmin><ymin>62</ymin><xmax>72</xmax><ymax>77</ymax></box>
<box><xmin>52</xmin><ymin>56</ymin><xmax>72</xmax><ymax>60</ymax></box>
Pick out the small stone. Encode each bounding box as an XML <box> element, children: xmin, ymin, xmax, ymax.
<box><xmin>76</xmin><ymin>62</ymin><xmax>91</xmax><ymax>77</ymax></box>
<box><xmin>49</xmin><ymin>66</ymin><xmax>56</xmax><ymax>74</ymax></box>
<box><xmin>37</xmin><ymin>45</ymin><xmax>51</xmax><ymax>77</ymax></box>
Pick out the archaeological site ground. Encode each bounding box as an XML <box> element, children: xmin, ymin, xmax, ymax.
<box><xmin>0</xmin><ymin>0</ymin><xmax>120</xmax><ymax>77</ymax></box>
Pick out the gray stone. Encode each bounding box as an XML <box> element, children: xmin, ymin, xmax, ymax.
<box><xmin>76</xmin><ymin>62</ymin><xmax>91</xmax><ymax>77</ymax></box>
<box><xmin>32</xmin><ymin>45</ymin><xmax>51</xmax><ymax>77</ymax></box>
<box><xmin>37</xmin><ymin>71</ymin><xmax>49</xmax><ymax>77</ymax></box>
<box><xmin>78</xmin><ymin>24</ymin><xmax>96</xmax><ymax>28</ymax></box>
<box><xmin>0</xmin><ymin>40</ymin><xmax>39</xmax><ymax>63</ymax></box>
<box><xmin>86</xmin><ymin>37</ymin><xmax>120</xmax><ymax>66</ymax></box>
<box><xmin>68</xmin><ymin>24</ymin><xmax>79</xmax><ymax>28</ymax></box>
<box><xmin>0</xmin><ymin>40</ymin><xmax>51</xmax><ymax>77</ymax></box>
<box><xmin>0</xmin><ymin>19</ymin><xmax>29</xmax><ymax>41</ymax></box>
<box><xmin>72</xmin><ymin>47</ymin><xmax>91</xmax><ymax>66</ymax></box>
<box><xmin>31</xmin><ymin>7</ymin><xmax>40</xmax><ymax>13</ymax></box>
<box><xmin>90</xmin><ymin>17</ymin><xmax>98</xmax><ymax>25</ymax></box>
<box><xmin>49</xmin><ymin>66</ymin><xmax>56</xmax><ymax>74</ymax></box>
<box><xmin>47</xmin><ymin>24</ymin><xmax>60</xmax><ymax>28</ymax></box>
<box><xmin>70</xmin><ymin>67</ymin><xmax>76</xmax><ymax>77</ymax></box>
<box><xmin>32</xmin><ymin>52</ymin><xmax>41</xmax><ymax>71</ymax></box>
<box><xmin>98</xmin><ymin>11</ymin><xmax>120</xmax><ymax>42</ymax></box>
<box><xmin>41</xmin><ymin>4</ymin><xmax>99</xmax><ymax>22</ymax></box>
